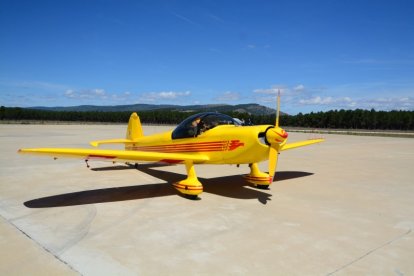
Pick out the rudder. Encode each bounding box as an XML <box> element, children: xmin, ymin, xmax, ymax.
<box><xmin>126</xmin><ymin>112</ymin><xmax>144</xmax><ymax>141</ymax></box>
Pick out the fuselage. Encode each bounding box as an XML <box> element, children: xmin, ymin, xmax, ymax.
<box><xmin>125</xmin><ymin>125</ymin><xmax>277</xmax><ymax>165</ymax></box>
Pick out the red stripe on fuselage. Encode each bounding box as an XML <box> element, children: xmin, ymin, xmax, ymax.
<box><xmin>129</xmin><ymin>140</ymin><xmax>244</xmax><ymax>153</ymax></box>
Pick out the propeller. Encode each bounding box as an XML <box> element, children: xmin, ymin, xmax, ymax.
<box><xmin>265</xmin><ymin>90</ymin><xmax>288</xmax><ymax>181</ymax></box>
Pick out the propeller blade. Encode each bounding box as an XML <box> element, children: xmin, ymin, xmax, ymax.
<box><xmin>268</xmin><ymin>146</ymin><xmax>278</xmax><ymax>180</ymax></box>
<box><xmin>275</xmin><ymin>90</ymin><xmax>281</xmax><ymax>127</ymax></box>
<box><xmin>268</xmin><ymin>90</ymin><xmax>283</xmax><ymax>181</ymax></box>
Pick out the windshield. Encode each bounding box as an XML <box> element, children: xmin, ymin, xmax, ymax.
<box><xmin>172</xmin><ymin>112</ymin><xmax>240</xmax><ymax>139</ymax></box>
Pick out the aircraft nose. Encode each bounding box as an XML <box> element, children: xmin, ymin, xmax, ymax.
<box><xmin>266</xmin><ymin>127</ymin><xmax>288</xmax><ymax>145</ymax></box>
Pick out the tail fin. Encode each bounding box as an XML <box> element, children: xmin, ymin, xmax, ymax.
<box><xmin>126</xmin><ymin>112</ymin><xmax>144</xmax><ymax>141</ymax></box>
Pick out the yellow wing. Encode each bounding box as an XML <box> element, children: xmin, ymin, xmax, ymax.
<box><xmin>18</xmin><ymin>148</ymin><xmax>209</xmax><ymax>163</ymax></box>
<box><xmin>281</xmin><ymin>138</ymin><xmax>324</xmax><ymax>151</ymax></box>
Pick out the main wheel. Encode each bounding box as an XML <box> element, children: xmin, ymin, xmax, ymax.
<box><xmin>256</xmin><ymin>184</ymin><xmax>270</xmax><ymax>190</ymax></box>
<box><xmin>185</xmin><ymin>194</ymin><xmax>199</xmax><ymax>200</ymax></box>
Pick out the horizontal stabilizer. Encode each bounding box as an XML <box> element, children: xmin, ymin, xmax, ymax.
<box><xmin>90</xmin><ymin>113</ymin><xmax>144</xmax><ymax>147</ymax></box>
<box><xmin>90</xmin><ymin>139</ymin><xmax>133</xmax><ymax>147</ymax></box>
<box><xmin>281</xmin><ymin>138</ymin><xmax>324</xmax><ymax>151</ymax></box>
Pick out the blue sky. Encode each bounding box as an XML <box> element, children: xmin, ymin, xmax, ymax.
<box><xmin>1</xmin><ymin>0</ymin><xmax>413</xmax><ymax>114</ymax></box>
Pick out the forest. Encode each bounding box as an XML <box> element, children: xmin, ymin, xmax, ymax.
<box><xmin>1</xmin><ymin>106</ymin><xmax>413</xmax><ymax>130</ymax></box>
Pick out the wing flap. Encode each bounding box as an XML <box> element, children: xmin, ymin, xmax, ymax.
<box><xmin>281</xmin><ymin>138</ymin><xmax>324</xmax><ymax>151</ymax></box>
<box><xmin>18</xmin><ymin>148</ymin><xmax>209</xmax><ymax>163</ymax></box>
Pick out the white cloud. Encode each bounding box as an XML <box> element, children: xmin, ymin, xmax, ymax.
<box><xmin>254</xmin><ymin>84</ymin><xmax>305</xmax><ymax>96</ymax></box>
<box><xmin>64</xmin><ymin>89</ymin><xmax>75</xmax><ymax>98</ymax></box>
<box><xmin>299</xmin><ymin>96</ymin><xmax>354</xmax><ymax>106</ymax></box>
<box><xmin>359</xmin><ymin>97</ymin><xmax>414</xmax><ymax>110</ymax></box>
<box><xmin>254</xmin><ymin>85</ymin><xmax>288</xmax><ymax>106</ymax></box>
<box><xmin>63</xmin><ymin>89</ymin><xmax>136</xmax><ymax>103</ymax></box>
<box><xmin>110</xmin><ymin>91</ymin><xmax>132</xmax><ymax>101</ymax></box>
<box><xmin>254</xmin><ymin>95</ymin><xmax>277</xmax><ymax>104</ymax></box>
<box><xmin>298</xmin><ymin>95</ymin><xmax>414</xmax><ymax>110</ymax></box>
<box><xmin>64</xmin><ymin>88</ymin><xmax>108</xmax><ymax>99</ymax></box>
<box><xmin>94</xmin><ymin>89</ymin><xmax>105</xmax><ymax>96</ymax></box>
<box><xmin>139</xmin><ymin>91</ymin><xmax>191</xmax><ymax>102</ymax></box>
<box><xmin>215</xmin><ymin>91</ymin><xmax>240</xmax><ymax>102</ymax></box>
<box><xmin>254</xmin><ymin>86</ymin><xmax>283</xmax><ymax>95</ymax></box>
<box><xmin>293</xmin><ymin>84</ymin><xmax>305</xmax><ymax>92</ymax></box>
<box><xmin>253</xmin><ymin>84</ymin><xmax>307</xmax><ymax>105</ymax></box>
<box><xmin>252</xmin><ymin>83</ymin><xmax>414</xmax><ymax>111</ymax></box>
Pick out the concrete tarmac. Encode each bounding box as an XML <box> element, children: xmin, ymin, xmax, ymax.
<box><xmin>1</xmin><ymin>124</ymin><xmax>413</xmax><ymax>275</ymax></box>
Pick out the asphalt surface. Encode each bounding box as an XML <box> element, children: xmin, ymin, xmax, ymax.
<box><xmin>1</xmin><ymin>124</ymin><xmax>413</xmax><ymax>275</ymax></box>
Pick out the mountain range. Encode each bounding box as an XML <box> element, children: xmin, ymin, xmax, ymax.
<box><xmin>29</xmin><ymin>103</ymin><xmax>282</xmax><ymax>116</ymax></box>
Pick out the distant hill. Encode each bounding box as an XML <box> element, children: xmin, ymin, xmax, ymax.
<box><xmin>29</xmin><ymin>103</ymin><xmax>284</xmax><ymax>116</ymax></box>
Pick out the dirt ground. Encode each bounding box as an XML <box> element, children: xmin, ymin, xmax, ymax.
<box><xmin>1</xmin><ymin>124</ymin><xmax>413</xmax><ymax>275</ymax></box>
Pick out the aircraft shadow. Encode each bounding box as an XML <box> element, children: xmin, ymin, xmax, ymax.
<box><xmin>91</xmin><ymin>163</ymin><xmax>169</xmax><ymax>171</ymax></box>
<box><xmin>91</xmin><ymin>165</ymin><xmax>137</xmax><ymax>171</ymax></box>
<box><xmin>24</xmin><ymin>165</ymin><xmax>313</xmax><ymax>208</ymax></box>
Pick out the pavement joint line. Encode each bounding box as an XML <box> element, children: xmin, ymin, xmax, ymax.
<box><xmin>0</xmin><ymin>213</ymin><xmax>82</xmax><ymax>275</ymax></box>
<box><xmin>326</xmin><ymin>228</ymin><xmax>412</xmax><ymax>275</ymax></box>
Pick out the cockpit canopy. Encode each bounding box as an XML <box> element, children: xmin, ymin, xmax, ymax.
<box><xmin>172</xmin><ymin>112</ymin><xmax>241</xmax><ymax>139</ymax></box>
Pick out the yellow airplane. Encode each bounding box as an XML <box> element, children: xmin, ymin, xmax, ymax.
<box><xmin>19</xmin><ymin>94</ymin><xmax>324</xmax><ymax>199</ymax></box>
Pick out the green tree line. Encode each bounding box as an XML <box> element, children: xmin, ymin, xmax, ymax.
<box><xmin>1</xmin><ymin>106</ymin><xmax>413</xmax><ymax>130</ymax></box>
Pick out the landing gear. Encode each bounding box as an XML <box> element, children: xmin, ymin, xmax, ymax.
<box><xmin>125</xmin><ymin>162</ymin><xmax>139</xmax><ymax>169</ymax></box>
<box><xmin>173</xmin><ymin>160</ymin><xmax>203</xmax><ymax>199</ymax></box>
<box><xmin>243</xmin><ymin>163</ymin><xmax>272</xmax><ymax>188</ymax></box>
<box><xmin>255</xmin><ymin>184</ymin><xmax>270</xmax><ymax>190</ymax></box>
<box><xmin>184</xmin><ymin>194</ymin><xmax>199</xmax><ymax>200</ymax></box>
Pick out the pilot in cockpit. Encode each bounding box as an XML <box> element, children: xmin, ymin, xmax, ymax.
<box><xmin>189</xmin><ymin>117</ymin><xmax>201</xmax><ymax>137</ymax></box>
